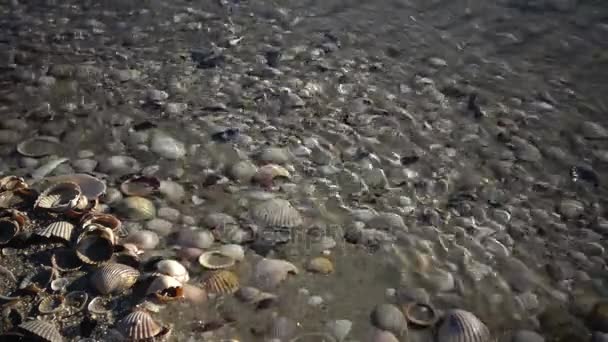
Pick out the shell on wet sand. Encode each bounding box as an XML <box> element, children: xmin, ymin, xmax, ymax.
<box><xmin>0</xmin><ymin>217</ymin><xmax>20</xmax><ymax>244</ymax></box>
<box><xmin>198</xmin><ymin>250</ymin><xmax>236</xmax><ymax>270</ymax></box>
<box><xmin>306</xmin><ymin>257</ymin><xmax>334</xmax><ymax>274</ymax></box>
<box><xmin>120</xmin><ymin>175</ymin><xmax>161</xmax><ymax>197</ymax></box>
<box><xmin>87</xmin><ymin>296</ymin><xmax>116</xmax><ymax>315</ymax></box>
<box><xmin>115</xmin><ymin>196</ymin><xmax>156</xmax><ymax>221</ymax></box>
<box><xmin>52</xmin><ymin>248</ymin><xmax>83</xmax><ymax>271</ymax></box>
<box><xmin>115</xmin><ymin>309</ymin><xmax>164</xmax><ymax>341</ymax></box>
<box><xmin>90</xmin><ymin>263</ymin><xmax>140</xmax><ymax>295</ymax></box>
<box><xmin>37</xmin><ymin>221</ymin><xmax>74</xmax><ymax>242</ymax></box>
<box><xmin>253</xmin><ymin>258</ymin><xmax>298</xmax><ymax>290</ymax></box>
<box><xmin>235</xmin><ymin>286</ymin><xmax>278</xmax><ymax>307</ymax></box>
<box><xmin>218</xmin><ymin>244</ymin><xmax>245</xmax><ymax>262</ymax></box>
<box><xmin>75</xmin><ymin>227</ymin><xmax>115</xmax><ymax>265</ymax></box>
<box><xmin>201</xmin><ymin>270</ymin><xmax>240</xmax><ymax>294</ymax></box>
<box><xmin>38</xmin><ymin>294</ymin><xmax>65</xmax><ymax>314</ymax></box>
<box><xmin>19</xmin><ymin>319</ymin><xmax>64</xmax><ymax>342</ymax></box>
<box><xmin>436</xmin><ymin>309</ymin><xmax>492</xmax><ymax>342</ymax></box>
<box><xmin>370</xmin><ymin>304</ymin><xmax>408</xmax><ymax>337</ymax></box>
<box><xmin>251</xmin><ymin>198</ymin><xmax>303</xmax><ymax>228</ymax></box>
<box><xmin>34</xmin><ymin>182</ymin><xmax>83</xmax><ymax>212</ymax></box>
<box><xmin>16</xmin><ymin>136</ymin><xmax>62</xmax><ymax>158</ymax></box>
<box><xmin>146</xmin><ymin>275</ymin><xmax>183</xmax><ymax>296</ymax></box>
<box><xmin>155</xmin><ymin>259</ymin><xmax>189</xmax><ymax>283</ymax></box>
<box><xmin>253</xmin><ymin>164</ymin><xmax>291</xmax><ymax>184</ymax></box>
<box><xmin>37</xmin><ymin>174</ymin><xmax>106</xmax><ymax>200</ymax></box>
<box><xmin>81</xmin><ymin>212</ymin><xmax>122</xmax><ymax>232</ymax></box>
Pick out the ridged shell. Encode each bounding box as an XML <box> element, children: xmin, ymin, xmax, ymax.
<box><xmin>17</xmin><ymin>136</ymin><xmax>62</xmax><ymax>157</ymax></box>
<box><xmin>36</xmin><ymin>174</ymin><xmax>106</xmax><ymax>200</ymax></box>
<box><xmin>201</xmin><ymin>270</ymin><xmax>240</xmax><ymax>294</ymax></box>
<box><xmin>436</xmin><ymin>309</ymin><xmax>491</xmax><ymax>342</ymax></box>
<box><xmin>115</xmin><ymin>310</ymin><xmax>162</xmax><ymax>340</ymax></box>
<box><xmin>90</xmin><ymin>263</ymin><xmax>140</xmax><ymax>295</ymax></box>
<box><xmin>38</xmin><ymin>295</ymin><xmax>65</xmax><ymax>314</ymax></box>
<box><xmin>116</xmin><ymin>196</ymin><xmax>156</xmax><ymax>221</ymax></box>
<box><xmin>81</xmin><ymin>213</ymin><xmax>122</xmax><ymax>231</ymax></box>
<box><xmin>0</xmin><ymin>218</ymin><xmax>19</xmax><ymax>244</ymax></box>
<box><xmin>198</xmin><ymin>250</ymin><xmax>236</xmax><ymax>270</ymax></box>
<box><xmin>155</xmin><ymin>260</ymin><xmax>189</xmax><ymax>283</ymax></box>
<box><xmin>37</xmin><ymin>221</ymin><xmax>74</xmax><ymax>241</ymax></box>
<box><xmin>251</xmin><ymin>198</ymin><xmax>303</xmax><ymax>228</ymax></box>
<box><xmin>76</xmin><ymin>235</ymin><xmax>114</xmax><ymax>265</ymax></box>
<box><xmin>35</xmin><ymin>182</ymin><xmax>82</xmax><ymax>212</ymax></box>
<box><xmin>19</xmin><ymin>320</ymin><xmax>64</xmax><ymax>342</ymax></box>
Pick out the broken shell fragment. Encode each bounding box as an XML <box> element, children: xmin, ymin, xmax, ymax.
<box><xmin>120</xmin><ymin>175</ymin><xmax>161</xmax><ymax>197</ymax></box>
<box><xmin>218</xmin><ymin>244</ymin><xmax>245</xmax><ymax>262</ymax></box>
<box><xmin>19</xmin><ymin>319</ymin><xmax>64</xmax><ymax>342</ymax></box>
<box><xmin>16</xmin><ymin>136</ymin><xmax>62</xmax><ymax>158</ymax></box>
<box><xmin>37</xmin><ymin>221</ymin><xmax>74</xmax><ymax>242</ymax></box>
<box><xmin>75</xmin><ymin>226</ymin><xmax>116</xmax><ymax>265</ymax></box>
<box><xmin>0</xmin><ymin>176</ymin><xmax>28</xmax><ymax>192</ymax></box>
<box><xmin>90</xmin><ymin>263</ymin><xmax>140</xmax><ymax>295</ymax></box>
<box><xmin>115</xmin><ymin>309</ymin><xmax>164</xmax><ymax>341</ymax></box>
<box><xmin>201</xmin><ymin>270</ymin><xmax>240</xmax><ymax>295</ymax></box>
<box><xmin>38</xmin><ymin>295</ymin><xmax>65</xmax><ymax>314</ymax></box>
<box><xmin>198</xmin><ymin>250</ymin><xmax>236</xmax><ymax>270</ymax></box>
<box><xmin>34</xmin><ymin>182</ymin><xmax>82</xmax><ymax>212</ymax></box>
<box><xmin>252</xmin><ymin>258</ymin><xmax>299</xmax><ymax>290</ymax></box>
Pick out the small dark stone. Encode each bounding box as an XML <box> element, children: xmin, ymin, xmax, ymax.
<box><xmin>211</xmin><ymin>128</ymin><xmax>240</xmax><ymax>143</ymax></box>
<box><xmin>191</xmin><ymin>48</ymin><xmax>225</xmax><ymax>69</ymax></box>
<box><xmin>265</xmin><ymin>49</ymin><xmax>282</xmax><ymax>68</ymax></box>
<box><xmin>467</xmin><ymin>92</ymin><xmax>485</xmax><ymax>118</ymax></box>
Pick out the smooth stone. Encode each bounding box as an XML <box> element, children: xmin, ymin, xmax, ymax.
<box><xmin>558</xmin><ymin>199</ymin><xmax>584</xmax><ymax>219</ymax></box>
<box><xmin>124</xmin><ymin>230</ymin><xmax>160</xmax><ymax>250</ymax></box>
<box><xmin>584</xmin><ymin>242</ymin><xmax>605</xmax><ymax>256</ymax></box>
<box><xmin>177</xmin><ymin>229</ymin><xmax>214</xmax><ymax>249</ymax></box>
<box><xmin>370</xmin><ymin>330</ymin><xmax>399</xmax><ymax>342</ymax></box>
<box><xmin>145</xmin><ymin>218</ymin><xmax>173</xmax><ymax>236</ymax></box>
<box><xmin>103</xmin><ymin>188</ymin><xmax>123</xmax><ymax>204</ymax></box>
<box><xmin>308</xmin><ymin>295</ymin><xmax>324</xmax><ymax>306</ymax></box>
<box><xmin>158</xmin><ymin>207</ymin><xmax>181</xmax><ymax>222</ymax></box>
<box><xmin>370</xmin><ymin>304</ymin><xmax>407</xmax><ymax>336</ymax></box>
<box><xmin>98</xmin><ymin>155</ymin><xmax>140</xmax><ymax>175</ymax></box>
<box><xmin>326</xmin><ymin>320</ymin><xmax>352</xmax><ymax>342</ymax></box>
<box><xmin>159</xmin><ymin>180</ymin><xmax>185</xmax><ymax>202</ymax></box>
<box><xmin>72</xmin><ymin>158</ymin><xmax>98</xmax><ymax>173</ymax></box>
<box><xmin>150</xmin><ymin>131</ymin><xmax>186</xmax><ymax>160</ymax></box>
<box><xmin>512</xmin><ymin>330</ymin><xmax>545</xmax><ymax>342</ymax></box>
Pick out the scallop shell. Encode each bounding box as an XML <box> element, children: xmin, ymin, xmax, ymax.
<box><xmin>201</xmin><ymin>270</ymin><xmax>240</xmax><ymax>295</ymax></box>
<box><xmin>75</xmin><ymin>227</ymin><xmax>115</xmax><ymax>265</ymax></box>
<box><xmin>198</xmin><ymin>250</ymin><xmax>236</xmax><ymax>270</ymax></box>
<box><xmin>251</xmin><ymin>198</ymin><xmax>303</xmax><ymax>228</ymax></box>
<box><xmin>0</xmin><ymin>217</ymin><xmax>19</xmax><ymax>244</ymax></box>
<box><xmin>87</xmin><ymin>296</ymin><xmax>117</xmax><ymax>315</ymax></box>
<box><xmin>52</xmin><ymin>248</ymin><xmax>83</xmax><ymax>271</ymax></box>
<box><xmin>17</xmin><ymin>136</ymin><xmax>62</xmax><ymax>157</ymax></box>
<box><xmin>19</xmin><ymin>319</ymin><xmax>64</xmax><ymax>342</ymax></box>
<box><xmin>35</xmin><ymin>182</ymin><xmax>82</xmax><ymax>212</ymax></box>
<box><xmin>37</xmin><ymin>221</ymin><xmax>74</xmax><ymax>241</ymax></box>
<box><xmin>90</xmin><ymin>263</ymin><xmax>140</xmax><ymax>295</ymax></box>
<box><xmin>35</xmin><ymin>174</ymin><xmax>106</xmax><ymax>200</ymax></box>
<box><xmin>65</xmin><ymin>291</ymin><xmax>88</xmax><ymax>312</ymax></box>
<box><xmin>436</xmin><ymin>309</ymin><xmax>491</xmax><ymax>342</ymax></box>
<box><xmin>252</xmin><ymin>258</ymin><xmax>299</xmax><ymax>290</ymax></box>
<box><xmin>81</xmin><ymin>212</ymin><xmax>122</xmax><ymax>231</ymax></box>
<box><xmin>155</xmin><ymin>259</ymin><xmax>189</xmax><ymax>283</ymax></box>
<box><xmin>115</xmin><ymin>309</ymin><xmax>163</xmax><ymax>341</ymax></box>
<box><xmin>120</xmin><ymin>175</ymin><xmax>161</xmax><ymax>197</ymax></box>
<box><xmin>38</xmin><ymin>295</ymin><xmax>65</xmax><ymax>314</ymax></box>
<box><xmin>116</xmin><ymin>196</ymin><xmax>156</xmax><ymax>221</ymax></box>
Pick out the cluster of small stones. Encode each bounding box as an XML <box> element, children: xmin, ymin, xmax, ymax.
<box><xmin>1</xmin><ymin>0</ymin><xmax>608</xmax><ymax>341</ymax></box>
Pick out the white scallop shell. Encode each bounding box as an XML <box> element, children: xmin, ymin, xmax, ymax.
<box><xmin>436</xmin><ymin>309</ymin><xmax>491</xmax><ymax>342</ymax></box>
<box><xmin>115</xmin><ymin>309</ymin><xmax>162</xmax><ymax>340</ymax></box>
<box><xmin>90</xmin><ymin>263</ymin><xmax>140</xmax><ymax>295</ymax></box>
<box><xmin>34</xmin><ymin>182</ymin><xmax>82</xmax><ymax>212</ymax></box>
<box><xmin>37</xmin><ymin>221</ymin><xmax>74</xmax><ymax>241</ymax></box>
<box><xmin>19</xmin><ymin>319</ymin><xmax>64</xmax><ymax>342</ymax></box>
<box><xmin>198</xmin><ymin>250</ymin><xmax>236</xmax><ymax>270</ymax></box>
<box><xmin>252</xmin><ymin>258</ymin><xmax>299</xmax><ymax>290</ymax></box>
<box><xmin>251</xmin><ymin>198</ymin><xmax>303</xmax><ymax>228</ymax></box>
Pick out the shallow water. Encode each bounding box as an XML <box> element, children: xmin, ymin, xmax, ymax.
<box><xmin>1</xmin><ymin>0</ymin><xmax>608</xmax><ymax>341</ymax></box>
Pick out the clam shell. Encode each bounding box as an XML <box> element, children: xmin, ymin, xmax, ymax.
<box><xmin>90</xmin><ymin>263</ymin><xmax>140</xmax><ymax>295</ymax></box>
<box><xmin>253</xmin><ymin>258</ymin><xmax>299</xmax><ymax>290</ymax></box>
<box><xmin>87</xmin><ymin>296</ymin><xmax>117</xmax><ymax>315</ymax></box>
<box><xmin>146</xmin><ymin>275</ymin><xmax>183</xmax><ymax>296</ymax></box>
<box><xmin>218</xmin><ymin>244</ymin><xmax>245</xmax><ymax>262</ymax></box>
<box><xmin>52</xmin><ymin>248</ymin><xmax>83</xmax><ymax>271</ymax></box>
<box><xmin>155</xmin><ymin>259</ymin><xmax>189</xmax><ymax>283</ymax></box>
<box><xmin>65</xmin><ymin>291</ymin><xmax>88</xmax><ymax>312</ymax></box>
<box><xmin>120</xmin><ymin>175</ymin><xmax>160</xmax><ymax>197</ymax></box>
<box><xmin>370</xmin><ymin>304</ymin><xmax>407</xmax><ymax>336</ymax></box>
<box><xmin>436</xmin><ymin>309</ymin><xmax>491</xmax><ymax>342</ymax></box>
<box><xmin>201</xmin><ymin>270</ymin><xmax>240</xmax><ymax>295</ymax></box>
<box><xmin>37</xmin><ymin>221</ymin><xmax>74</xmax><ymax>241</ymax></box>
<box><xmin>198</xmin><ymin>250</ymin><xmax>236</xmax><ymax>270</ymax></box>
<box><xmin>0</xmin><ymin>218</ymin><xmax>19</xmax><ymax>244</ymax></box>
<box><xmin>251</xmin><ymin>198</ymin><xmax>303</xmax><ymax>228</ymax></box>
<box><xmin>0</xmin><ymin>176</ymin><xmax>28</xmax><ymax>191</ymax></box>
<box><xmin>403</xmin><ymin>302</ymin><xmax>438</xmax><ymax>328</ymax></box>
<box><xmin>253</xmin><ymin>164</ymin><xmax>291</xmax><ymax>184</ymax></box>
<box><xmin>35</xmin><ymin>182</ymin><xmax>82</xmax><ymax>212</ymax></box>
<box><xmin>19</xmin><ymin>320</ymin><xmax>64</xmax><ymax>342</ymax></box>
<box><xmin>116</xmin><ymin>309</ymin><xmax>163</xmax><ymax>340</ymax></box>
<box><xmin>17</xmin><ymin>136</ymin><xmax>62</xmax><ymax>157</ymax></box>
<box><xmin>38</xmin><ymin>295</ymin><xmax>65</xmax><ymax>314</ymax></box>
<box><xmin>235</xmin><ymin>286</ymin><xmax>278</xmax><ymax>308</ymax></box>
<box><xmin>35</xmin><ymin>174</ymin><xmax>106</xmax><ymax>200</ymax></box>
<box><xmin>50</xmin><ymin>278</ymin><xmax>70</xmax><ymax>292</ymax></box>
<box><xmin>116</xmin><ymin>196</ymin><xmax>156</xmax><ymax>221</ymax></box>
<box><xmin>81</xmin><ymin>212</ymin><xmax>122</xmax><ymax>231</ymax></box>
<box><xmin>75</xmin><ymin>227</ymin><xmax>115</xmax><ymax>265</ymax></box>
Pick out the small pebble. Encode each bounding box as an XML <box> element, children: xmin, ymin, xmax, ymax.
<box><xmin>308</xmin><ymin>295</ymin><xmax>324</xmax><ymax>306</ymax></box>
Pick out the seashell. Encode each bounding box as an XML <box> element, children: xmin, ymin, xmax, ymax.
<box><xmin>81</xmin><ymin>212</ymin><xmax>122</xmax><ymax>231</ymax></box>
<box><xmin>37</xmin><ymin>174</ymin><xmax>106</xmax><ymax>200</ymax></box>
<box><xmin>52</xmin><ymin>248</ymin><xmax>83</xmax><ymax>271</ymax></box>
<box><xmin>75</xmin><ymin>227</ymin><xmax>115</xmax><ymax>265</ymax></box>
<box><xmin>253</xmin><ymin>164</ymin><xmax>291</xmax><ymax>184</ymax></box>
<box><xmin>253</xmin><ymin>258</ymin><xmax>298</xmax><ymax>290</ymax></box>
<box><xmin>251</xmin><ymin>198</ymin><xmax>303</xmax><ymax>228</ymax></box>
<box><xmin>235</xmin><ymin>286</ymin><xmax>278</xmax><ymax>308</ymax></box>
<box><xmin>19</xmin><ymin>319</ymin><xmax>64</xmax><ymax>342</ymax></box>
<box><xmin>65</xmin><ymin>291</ymin><xmax>88</xmax><ymax>312</ymax></box>
<box><xmin>124</xmin><ymin>230</ymin><xmax>159</xmax><ymax>250</ymax></box>
<box><xmin>146</xmin><ymin>275</ymin><xmax>183</xmax><ymax>296</ymax></box>
<box><xmin>35</xmin><ymin>182</ymin><xmax>82</xmax><ymax>212</ymax></box>
<box><xmin>0</xmin><ymin>209</ymin><xmax>28</xmax><ymax>228</ymax></box>
<box><xmin>290</xmin><ymin>332</ymin><xmax>337</xmax><ymax>342</ymax></box>
<box><xmin>0</xmin><ymin>190</ymin><xmax>29</xmax><ymax>209</ymax></box>
<box><xmin>306</xmin><ymin>257</ymin><xmax>334</xmax><ymax>274</ymax></box>
<box><xmin>228</xmin><ymin>160</ymin><xmax>258</xmax><ymax>183</ymax></box>
<box><xmin>50</xmin><ymin>278</ymin><xmax>70</xmax><ymax>292</ymax></box>
<box><xmin>0</xmin><ymin>218</ymin><xmax>19</xmax><ymax>244</ymax></box>
<box><xmin>155</xmin><ymin>259</ymin><xmax>189</xmax><ymax>283</ymax></box>
<box><xmin>436</xmin><ymin>309</ymin><xmax>491</xmax><ymax>342</ymax></box>
<box><xmin>201</xmin><ymin>270</ymin><xmax>240</xmax><ymax>295</ymax></box>
<box><xmin>218</xmin><ymin>244</ymin><xmax>245</xmax><ymax>262</ymax></box>
<box><xmin>17</xmin><ymin>136</ymin><xmax>62</xmax><ymax>158</ymax></box>
<box><xmin>120</xmin><ymin>175</ymin><xmax>161</xmax><ymax>197</ymax></box>
<box><xmin>90</xmin><ymin>263</ymin><xmax>140</xmax><ymax>295</ymax></box>
<box><xmin>115</xmin><ymin>309</ymin><xmax>163</xmax><ymax>341</ymax></box>
<box><xmin>19</xmin><ymin>267</ymin><xmax>54</xmax><ymax>293</ymax></box>
<box><xmin>87</xmin><ymin>296</ymin><xmax>117</xmax><ymax>315</ymax></box>
<box><xmin>37</xmin><ymin>221</ymin><xmax>74</xmax><ymax>242</ymax></box>
<box><xmin>370</xmin><ymin>304</ymin><xmax>408</xmax><ymax>336</ymax></box>
<box><xmin>38</xmin><ymin>295</ymin><xmax>65</xmax><ymax>314</ymax></box>
<box><xmin>198</xmin><ymin>250</ymin><xmax>236</xmax><ymax>270</ymax></box>
<box><xmin>116</xmin><ymin>196</ymin><xmax>156</xmax><ymax>221</ymax></box>
<box><xmin>325</xmin><ymin>320</ymin><xmax>352</xmax><ymax>342</ymax></box>
<box><xmin>0</xmin><ymin>176</ymin><xmax>28</xmax><ymax>191</ymax></box>
<box><xmin>402</xmin><ymin>302</ymin><xmax>438</xmax><ymax>328</ymax></box>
